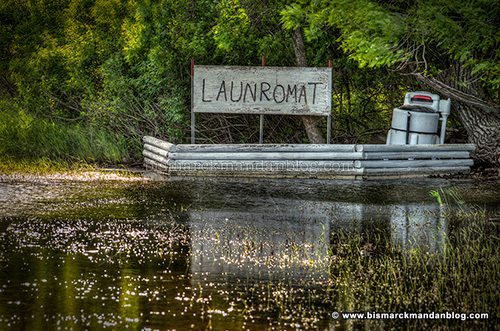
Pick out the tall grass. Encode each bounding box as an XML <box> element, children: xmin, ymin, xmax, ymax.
<box><xmin>328</xmin><ymin>218</ymin><xmax>497</xmax><ymax>312</ymax></box>
<box><xmin>324</xmin><ymin>194</ymin><xmax>498</xmax><ymax>329</ymax></box>
<box><xmin>0</xmin><ymin>105</ymin><xmax>130</xmax><ymax>165</ymax></box>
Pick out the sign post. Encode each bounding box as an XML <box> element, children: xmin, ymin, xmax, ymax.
<box><xmin>327</xmin><ymin>59</ymin><xmax>332</xmax><ymax>144</ymax></box>
<box><xmin>260</xmin><ymin>55</ymin><xmax>266</xmax><ymax>144</ymax></box>
<box><xmin>191</xmin><ymin>59</ymin><xmax>196</xmax><ymax>144</ymax></box>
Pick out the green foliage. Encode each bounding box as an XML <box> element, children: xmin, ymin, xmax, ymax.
<box><xmin>0</xmin><ymin>0</ymin><xmax>221</xmax><ymax>163</ymax></box>
<box><xmin>0</xmin><ymin>0</ymin><xmax>496</xmax><ymax>165</ymax></box>
<box><xmin>282</xmin><ymin>0</ymin><xmax>499</xmax><ymax>100</ymax></box>
<box><xmin>407</xmin><ymin>0</ymin><xmax>500</xmax><ymax>91</ymax></box>
<box><xmin>212</xmin><ymin>0</ymin><xmax>251</xmax><ymax>52</ymax></box>
<box><xmin>0</xmin><ymin>102</ymin><xmax>128</xmax><ymax>163</ymax></box>
<box><xmin>282</xmin><ymin>0</ymin><xmax>406</xmax><ymax>67</ymax></box>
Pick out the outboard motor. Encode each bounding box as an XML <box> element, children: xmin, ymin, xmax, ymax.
<box><xmin>386</xmin><ymin>91</ymin><xmax>451</xmax><ymax>145</ymax></box>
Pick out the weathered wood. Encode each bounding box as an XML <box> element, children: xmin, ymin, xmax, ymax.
<box><xmin>143</xmin><ymin>150</ymin><xmax>169</xmax><ymax>165</ymax></box>
<box><xmin>142</xmin><ymin>136</ymin><xmax>476</xmax><ymax>179</ymax></box>
<box><xmin>167</xmin><ymin>160</ymin><xmax>356</xmax><ymax>172</ymax></box>
<box><xmin>144</xmin><ymin>143</ymin><xmax>169</xmax><ymax>158</ymax></box>
<box><xmin>193</xmin><ymin>65</ymin><xmax>332</xmax><ymax>116</ymax></box>
<box><xmin>167</xmin><ymin>171</ymin><xmax>360</xmax><ymax>179</ymax></box>
<box><xmin>144</xmin><ymin>158</ymin><xmax>169</xmax><ymax>170</ymax></box>
<box><xmin>364</xmin><ymin>167</ymin><xmax>471</xmax><ymax>175</ymax></box>
<box><xmin>170</xmin><ymin>144</ymin><xmax>356</xmax><ymax>153</ymax></box>
<box><xmin>363</xmin><ymin>151</ymin><xmax>470</xmax><ymax>160</ymax></box>
<box><xmin>168</xmin><ymin>152</ymin><xmax>362</xmax><ymax>161</ymax></box>
<box><xmin>358</xmin><ymin>144</ymin><xmax>476</xmax><ymax>152</ymax></box>
<box><xmin>168</xmin><ymin>169</ymin><xmax>362</xmax><ymax>175</ymax></box>
<box><xmin>143</xmin><ymin>136</ymin><xmax>173</xmax><ymax>151</ymax></box>
<box><xmin>359</xmin><ymin>159</ymin><xmax>473</xmax><ymax>168</ymax></box>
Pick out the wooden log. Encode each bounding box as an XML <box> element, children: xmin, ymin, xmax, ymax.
<box><xmin>144</xmin><ymin>143</ymin><xmax>169</xmax><ymax>157</ymax></box>
<box><xmin>168</xmin><ymin>151</ymin><xmax>362</xmax><ymax>160</ymax></box>
<box><xmin>170</xmin><ymin>144</ymin><xmax>356</xmax><ymax>153</ymax></box>
<box><xmin>363</xmin><ymin>167</ymin><xmax>470</xmax><ymax>175</ymax></box>
<box><xmin>359</xmin><ymin>159</ymin><xmax>473</xmax><ymax>168</ymax></box>
<box><xmin>144</xmin><ymin>158</ymin><xmax>169</xmax><ymax>170</ymax></box>
<box><xmin>167</xmin><ymin>170</ymin><xmax>361</xmax><ymax>179</ymax></box>
<box><xmin>143</xmin><ymin>136</ymin><xmax>174</xmax><ymax>151</ymax></box>
<box><xmin>363</xmin><ymin>151</ymin><xmax>470</xmax><ymax>160</ymax></box>
<box><xmin>143</xmin><ymin>150</ymin><xmax>169</xmax><ymax>165</ymax></box>
<box><xmin>168</xmin><ymin>169</ymin><xmax>363</xmax><ymax>175</ymax></box>
<box><xmin>358</xmin><ymin>144</ymin><xmax>476</xmax><ymax>152</ymax></box>
<box><xmin>167</xmin><ymin>160</ymin><xmax>357</xmax><ymax>172</ymax></box>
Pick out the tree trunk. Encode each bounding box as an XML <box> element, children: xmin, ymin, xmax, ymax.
<box><xmin>455</xmin><ymin>103</ymin><xmax>500</xmax><ymax>166</ymax></box>
<box><xmin>292</xmin><ymin>28</ymin><xmax>325</xmax><ymax>144</ymax></box>
<box><xmin>413</xmin><ymin>70</ymin><xmax>500</xmax><ymax>167</ymax></box>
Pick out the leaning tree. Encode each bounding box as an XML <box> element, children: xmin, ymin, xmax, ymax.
<box><xmin>282</xmin><ymin>0</ymin><xmax>499</xmax><ymax>166</ymax></box>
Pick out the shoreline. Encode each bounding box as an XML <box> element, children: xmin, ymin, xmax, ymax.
<box><xmin>1</xmin><ymin>168</ymin><xmax>498</xmax><ymax>183</ymax></box>
<box><xmin>1</xmin><ymin>157</ymin><xmax>498</xmax><ymax>182</ymax></box>
<box><xmin>0</xmin><ymin>169</ymin><xmax>147</xmax><ymax>182</ymax></box>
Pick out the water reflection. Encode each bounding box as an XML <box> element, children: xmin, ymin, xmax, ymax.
<box><xmin>0</xmin><ymin>177</ymin><xmax>497</xmax><ymax>330</ymax></box>
<box><xmin>389</xmin><ymin>204</ymin><xmax>447</xmax><ymax>253</ymax></box>
<box><xmin>189</xmin><ymin>201</ymin><xmax>331</xmax><ymax>283</ymax></box>
<box><xmin>188</xmin><ymin>199</ymin><xmax>449</xmax><ymax>288</ymax></box>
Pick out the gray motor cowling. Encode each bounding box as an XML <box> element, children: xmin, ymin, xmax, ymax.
<box><xmin>386</xmin><ymin>91</ymin><xmax>451</xmax><ymax>145</ymax></box>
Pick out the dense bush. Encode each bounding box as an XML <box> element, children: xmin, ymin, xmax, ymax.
<box><xmin>1</xmin><ymin>0</ymin><xmax>496</xmax><ymax>164</ymax></box>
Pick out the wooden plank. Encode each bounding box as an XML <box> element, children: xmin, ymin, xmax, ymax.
<box><xmin>170</xmin><ymin>144</ymin><xmax>356</xmax><ymax>153</ymax></box>
<box><xmin>144</xmin><ymin>143</ymin><xmax>169</xmax><ymax>158</ymax></box>
<box><xmin>144</xmin><ymin>158</ymin><xmax>169</xmax><ymax>170</ymax></box>
<box><xmin>167</xmin><ymin>160</ymin><xmax>357</xmax><ymax>172</ymax></box>
<box><xmin>142</xmin><ymin>136</ymin><xmax>477</xmax><ymax>179</ymax></box>
<box><xmin>143</xmin><ymin>150</ymin><xmax>169</xmax><ymax>165</ymax></box>
<box><xmin>363</xmin><ymin>151</ymin><xmax>470</xmax><ymax>160</ymax></box>
<box><xmin>364</xmin><ymin>167</ymin><xmax>470</xmax><ymax>175</ymax></box>
<box><xmin>167</xmin><ymin>171</ymin><xmax>361</xmax><ymax>179</ymax></box>
<box><xmin>193</xmin><ymin>65</ymin><xmax>332</xmax><ymax>116</ymax></box>
<box><xmin>143</xmin><ymin>136</ymin><xmax>174</xmax><ymax>151</ymax></box>
<box><xmin>168</xmin><ymin>152</ymin><xmax>362</xmax><ymax>161</ymax></box>
<box><xmin>168</xmin><ymin>168</ymin><xmax>363</xmax><ymax>176</ymax></box>
<box><xmin>358</xmin><ymin>144</ymin><xmax>476</xmax><ymax>152</ymax></box>
<box><xmin>359</xmin><ymin>159</ymin><xmax>473</xmax><ymax>168</ymax></box>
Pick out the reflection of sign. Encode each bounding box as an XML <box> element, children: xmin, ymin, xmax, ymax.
<box><xmin>193</xmin><ymin>66</ymin><xmax>332</xmax><ymax>116</ymax></box>
<box><xmin>186</xmin><ymin>199</ymin><xmax>448</xmax><ymax>286</ymax></box>
<box><xmin>188</xmin><ymin>202</ymin><xmax>331</xmax><ymax>281</ymax></box>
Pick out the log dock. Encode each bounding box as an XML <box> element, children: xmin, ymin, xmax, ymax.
<box><xmin>143</xmin><ymin>136</ymin><xmax>475</xmax><ymax>180</ymax></box>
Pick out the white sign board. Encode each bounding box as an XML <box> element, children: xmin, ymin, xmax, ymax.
<box><xmin>193</xmin><ymin>65</ymin><xmax>332</xmax><ymax>116</ymax></box>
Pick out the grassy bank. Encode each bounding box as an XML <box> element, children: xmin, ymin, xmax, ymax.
<box><xmin>0</xmin><ymin>156</ymin><xmax>92</xmax><ymax>175</ymax></box>
<box><xmin>0</xmin><ymin>106</ymin><xmax>132</xmax><ymax>165</ymax></box>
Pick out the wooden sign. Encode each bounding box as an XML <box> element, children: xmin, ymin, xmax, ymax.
<box><xmin>193</xmin><ymin>65</ymin><xmax>332</xmax><ymax>116</ymax></box>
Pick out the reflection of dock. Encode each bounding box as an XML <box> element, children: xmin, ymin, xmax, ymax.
<box><xmin>143</xmin><ymin>136</ymin><xmax>475</xmax><ymax>179</ymax></box>
<box><xmin>187</xmin><ymin>199</ymin><xmax>448</xmax><ymax>284</ymax></box>
<box><xmin>331</xmin><ymin>202</ymin><xmax>447</xmax><ymax>253</ymax></box>
<box><xmin>188</xmin><ymin>202</ymin><xmax>331</xmax><ymax>282</ymax></box>
<box><xmin>389</xmin><ymin>204</ymin><xmax>447</xmax><ymax>253</ymax></box>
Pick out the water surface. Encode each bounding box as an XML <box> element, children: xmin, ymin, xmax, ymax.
<box><xmin>0</xmin><ymin>176</ymin><xmax>498</xmax><ymax>330</ymax></box>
